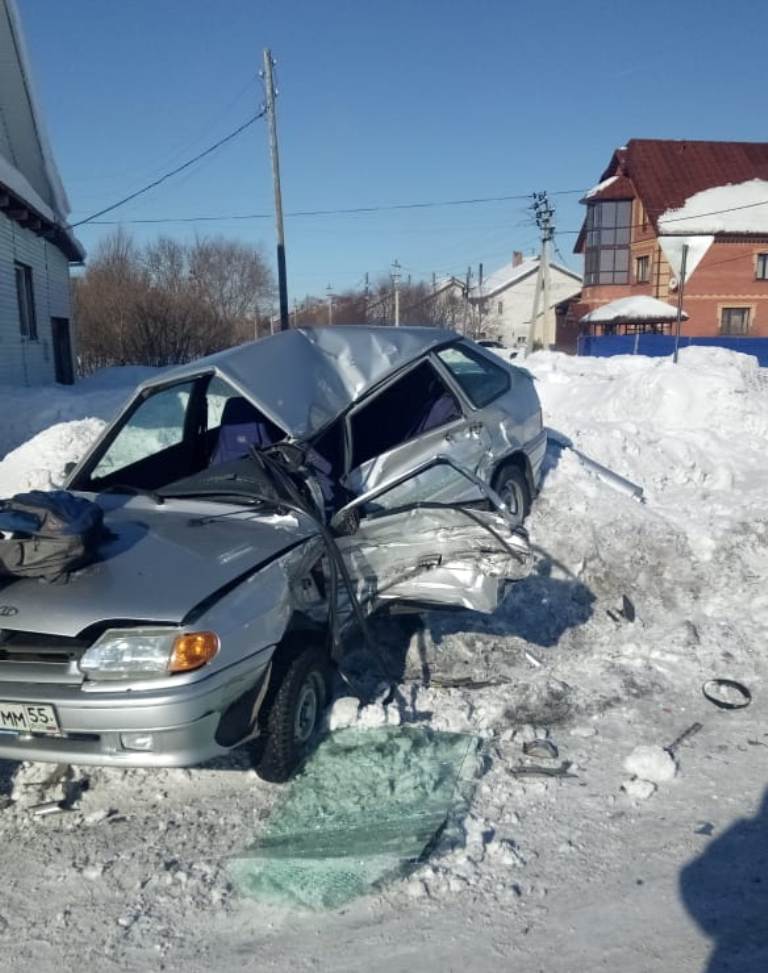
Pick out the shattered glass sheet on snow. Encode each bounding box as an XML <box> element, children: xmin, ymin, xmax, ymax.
<box><xmin>229</xmin><ymin>726</ymin><xmax>480</xmax><ymax>910</ymax></box>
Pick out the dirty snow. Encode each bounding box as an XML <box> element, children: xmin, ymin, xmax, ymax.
<box><xmin>658</xmin><ymin>178</ymin><xmax>768</xmax><ymax>235</ymax></box>
<box><xmin>623</xmin><ymin>744</ymin><xmax>677</xmax><ymax>783</ymax></box>
<box><xmin>0</xmin><ymin>346</ymin><xmax>767</xmax><ymax>971</ymax></box>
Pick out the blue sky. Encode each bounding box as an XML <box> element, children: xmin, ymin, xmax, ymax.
<box><xmin>18</xmin><ymin>0</ymin><xmax>768</xmax><ymax>300</ymax></box>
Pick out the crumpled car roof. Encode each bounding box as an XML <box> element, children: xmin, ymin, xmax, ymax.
<box><xmin>145</xmin><ymin>325</ymin><xmax>459</xmax><ymax>439</ymax></box>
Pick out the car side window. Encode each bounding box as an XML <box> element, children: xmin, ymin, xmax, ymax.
<box><xmin>91</xmin><ymin>381</ymin><xmax>195</xmax><ymax>479</ymax></box>
<box><xmin>349</xmin><ymin>360</ymin><xmax>462</xmax><ymax>469</ymax></box>
<box><xmin>436</xmin><ymin>344</ymin><xmax>510</xmax><ymax>407</ymax></box>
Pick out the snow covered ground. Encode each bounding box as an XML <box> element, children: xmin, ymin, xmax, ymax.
<box><xmin>1</xmin><ymin>348</ymin><xmax>767</xmax><ymax>972</ymax></box>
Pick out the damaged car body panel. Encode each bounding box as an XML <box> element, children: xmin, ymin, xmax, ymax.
<box><xmin>0</xmin><ymin>327</ymin><xmax>543</xmax><ymax>773</ymax></box>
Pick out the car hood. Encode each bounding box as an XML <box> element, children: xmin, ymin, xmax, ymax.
<box><xmin>0</xmin><ymin>496</ymin><xmax>315</xmax><ymax>638</ymax></box>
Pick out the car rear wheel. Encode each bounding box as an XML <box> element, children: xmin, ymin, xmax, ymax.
<box><xmin>252</xmin><ymin>645</ymin><xmax>331</xmax><ymax>783</ymax></box>
<box><xmin>493</xmin><ymin>463</ymin><xmax>532</xmax><ymax>526</ymax></box>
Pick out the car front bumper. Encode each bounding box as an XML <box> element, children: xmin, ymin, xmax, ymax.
<box><xmin>0</xmin><ymin>655</ymin><xmax>270</xmax><ymax>767</ymax></box>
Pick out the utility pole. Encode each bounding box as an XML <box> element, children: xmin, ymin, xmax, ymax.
<box><xmin>326</xmin><ymin>284</ymin><xmax>334</xmax><ymax>326</ymax></box>
<box><xmin>262</xmin><ymin>49</ymin><xmax>289</xmax><ymax>331</ymax></box>
<box><xmin>463</xmin><ymin>265</ymin><xmax>472</xmax><ymax>335</ymax></box>
<box><xmin>672</xmin><ymin>243</ymin><xmax>689</xmax><ymax>364</ymax></box>
<box><xmin>477</xmin><ymin>262</ymin><xmax>484</xmax><ymax>338</ymax></box>
<box><xmin>391</xmin><ymin>259</ymin><xmax>402</xmax><ymax>326</ymax></box>
<box><xmin>524</xmin><ymin>191</ymin><xmax>555</xmax><ymax>357</ymax></box>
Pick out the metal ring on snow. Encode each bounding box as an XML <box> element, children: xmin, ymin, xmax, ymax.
<box><xmin>702</xmin><ymin>679</ymin><xmax>751</xmax><ymax>710</ymax></box>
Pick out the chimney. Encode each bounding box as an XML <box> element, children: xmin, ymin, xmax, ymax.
<box><xmin>512</xmin><ymin>251</ymin><xmax>523</xmax><ymax>267</ymax></box>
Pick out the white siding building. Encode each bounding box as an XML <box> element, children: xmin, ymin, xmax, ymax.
<box><xmin>475</xmin><ymin>252</ymin><xmax>582</xmax><ymax>348</ymax></box>
<box><xmin>0</xmin><ymin>0</ymin><xmax>84</xmax><ymax>386</ymax></box>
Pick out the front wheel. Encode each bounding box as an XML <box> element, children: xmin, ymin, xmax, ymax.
<box><xmin>252</xmin><ymin>645</ymin><xmax>331</xmax><ymax>783</ymax></box>
<box><xmin>492</xmin><ymin>464</ymin><xmax>532</xmax><ymax>527</ymax></box>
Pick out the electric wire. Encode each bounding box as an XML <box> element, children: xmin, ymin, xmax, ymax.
<box><xmin>67</xmin><ymin>109</ymin><xmax>268</xmax><ymax>229</ymax></box>
<box><xmin>75</xmin><ymin>189</ymin><xmax>586</xmax><ymax>227</ymax></box>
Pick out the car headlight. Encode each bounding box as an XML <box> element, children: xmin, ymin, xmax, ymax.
<box><xmin>79</xmin><ymin>628</ymin><xmax>219</xmax><ymax>680</ymax></box>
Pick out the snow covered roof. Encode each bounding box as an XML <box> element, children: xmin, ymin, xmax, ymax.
<box><xmin>580</xmin><ymin>296</ymin><xmax>687</xmax><ymax>325</ymax></box>
<box><xmin>0</xmin><ymin>0</ymin><xmax>84</xmax><ymax>261</ymax></box>
<box><xmin>584</xmin><ymin>176</ymin><xmax>618</xmax><ymax>199</ymax></box>
<box><xmin>658</xmin><ymin>179</ymin><xmax>768</xmax><ymax>235</ymax></box>
<box><xmin>473</xmin><ymin>256</ymin><xmax>581</xmax><ymax>299</ymax></box>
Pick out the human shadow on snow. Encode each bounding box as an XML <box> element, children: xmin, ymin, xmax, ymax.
<box><xmin>681</xmin><ymin>788</ymin><xmax>768</xmax><ymax>973</ymax></box>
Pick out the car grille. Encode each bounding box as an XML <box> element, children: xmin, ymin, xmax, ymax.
<box><xmin>0</xmin><ymin>630</ymin><xmax>88</xmax><ymax>683</ymax></box>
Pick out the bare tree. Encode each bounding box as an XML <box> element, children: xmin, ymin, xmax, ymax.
<box><xmin>74</xmin><ymin>230</ymin><xmax>275</xmax><ymax>373</ymax></box>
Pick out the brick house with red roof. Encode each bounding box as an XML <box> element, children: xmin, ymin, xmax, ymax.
<box><xmin>562</xmin><ymin>139</ymin><xmax>768</xmax><ymax>347</ymax></box>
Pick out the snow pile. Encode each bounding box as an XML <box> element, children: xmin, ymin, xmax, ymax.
<box><xmin>527</xmin><ymin>346</ymin><xmax>768</xmax><ymax>537</ymax></box>
<box><xmin>658</xmin><ymin>178</ymin><xmax>768</xmax><ymax>235</ymax></box>
<box><xmin>0</xmin><ymin>418</ymin><xmax>106</xmax><ymax>495</ymax></box>
<box><xmin>580</xmin><ymin>295</ymin><xmax>685</xmax><ymax>323</ymax></box>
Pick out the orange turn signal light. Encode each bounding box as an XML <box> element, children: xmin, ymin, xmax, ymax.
<box><xmin>169</xmin><ymin>632</ymin><xmax>219</xmax><ymax>673</ymax></box>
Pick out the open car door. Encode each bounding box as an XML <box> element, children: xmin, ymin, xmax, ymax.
<box><xmin>331</xmin><ymin>457</ymin><xmax>530</xmax><ymax>616</ymax></box>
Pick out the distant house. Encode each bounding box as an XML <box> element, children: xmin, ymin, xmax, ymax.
<box><xmin>473</xmin><ymin>252</ymin><xmax>582</xmax><ymax>349</ymax></box>
<box><xmin>572</xmin><ymin>139</ymin><xmax>768</xmax><ymax>340</ymax></box>
<box><xmin>0</xmin><ymin>0</ymin><xmax>83</xmax><ymax>385</ymax></box>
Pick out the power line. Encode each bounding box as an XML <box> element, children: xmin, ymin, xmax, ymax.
<box><xmin>67</xmin><ymin>109</ymin><xmax>268</xmax><ymax>229</ymax></box>
<box><xmin>77</xmin><ymin>188</ymin><xmax>586</xmax><ymax>227</ymax></box>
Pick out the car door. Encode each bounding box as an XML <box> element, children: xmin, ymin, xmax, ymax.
<box><xmin>332</xmin><ymin>457</ymin><xmax>530</xmax><ymax>616</ymax></box>
<box><xmin>342</xmin><ymin>356</ymin><xmax>491</xmax><ymax>507</ymax></box>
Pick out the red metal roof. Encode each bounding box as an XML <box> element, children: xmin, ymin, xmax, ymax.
<box><xmin>581</xmin><ymin>174</ymin><xmax>636</xmax><ymax>203</ymax></box>
<box><xmin>576</xmin><ymin>139</ymin><xmax>768</xmax><ymax>252</ymax></box>
<box><xmin>627</xmin><ymin>139</ymin><xmax>768</xmax><ymax>225</ymax></box>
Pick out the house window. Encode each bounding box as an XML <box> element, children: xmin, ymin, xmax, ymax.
<box><xmin>756</xmin><ymin>253</ymin><xmax>768</xmax><ymax>280</ymax></box>
<box><xmin>497</xmin><ymin>300</ymin><xmax>504</xmax><ymax>315</ymax></box>
<box><xmin>720</xmin><ymin>307</ymin><xmax>751</xmax><ymax>335</ymax></box>
<box><xmin>583</xmin><ymin>200</ymin><xmax>632</xmax><ymax>286</ymax></box>
<box><xmin>15</xmin><ymin>262</ymin><xmax>37</xmax><ymax>340</ymax></box>
<box><xmin>635</xmin><ymin>255</ymin><xmax>650</xmax><ymax>283</ymax></box>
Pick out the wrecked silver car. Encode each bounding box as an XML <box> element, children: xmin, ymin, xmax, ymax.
<box><xmin>0</xmin><ymin>326</ymin><xmax>544</xmax><ymax>779</ymax></box>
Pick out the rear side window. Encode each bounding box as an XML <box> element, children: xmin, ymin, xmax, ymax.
<box><xmin>437</xmin><ymin>344</ymin><xmax>510</xmax><ymax>407</ymax></box>
<box><xmin>349</xmin><ymin>360</ymin><xmax>461</xmax><ymax>469</ymax></box>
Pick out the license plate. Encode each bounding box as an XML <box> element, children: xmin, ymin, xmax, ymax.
<box><xmin>0</xmin><ymin>701</ymin><xmax>60</xmax><ymax>735</ymax></box>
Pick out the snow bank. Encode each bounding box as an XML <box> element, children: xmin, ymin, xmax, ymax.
<box><xmin>527</xmin><ymin>347</ymin><xmax>768</xmax><ymax>524</ymax></box>
<box><xmin>0</xmin><ymin>418</ymin><xmax>106</xmax><ymax>495</ymax></box>
<box><xmin>659</xmin><ymin>178</ymin><xmax>768</xmax><ymax>235</ymax></box>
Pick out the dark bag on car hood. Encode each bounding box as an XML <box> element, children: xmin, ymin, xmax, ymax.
<box><xmin>0</xmin><ymin>490</ymin><xmax>105</xmax><ymax>582</ymax></box>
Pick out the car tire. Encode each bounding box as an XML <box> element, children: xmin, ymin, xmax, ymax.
<box><xmin>251</xmin><ymin>644</ymin><xmax>331</xmax><ymax>783</ymax></box>
<box><xmin>492</xmin><ymin>463</ymin><xmax>532</xmax><ymax>526</ymax></box>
